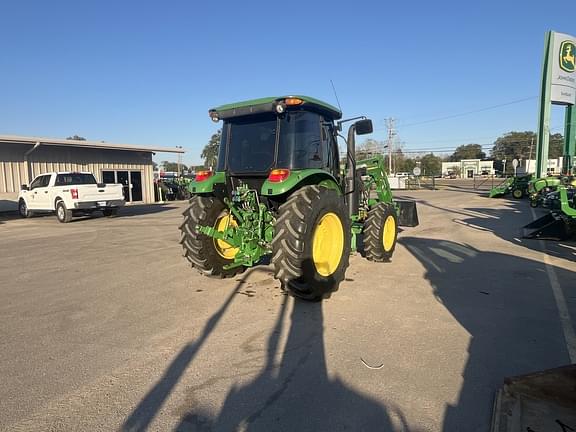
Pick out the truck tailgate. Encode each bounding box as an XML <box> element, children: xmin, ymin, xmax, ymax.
<box><xmin>78</xmin><ymin>184</ymin><xmax>124</xmax><ymax>202</ymax></box>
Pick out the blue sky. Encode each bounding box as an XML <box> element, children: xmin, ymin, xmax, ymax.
<box><xmin>1</xmin><ymin>1</ymin><xmax>573</xmax><ymax>165</ymax></box>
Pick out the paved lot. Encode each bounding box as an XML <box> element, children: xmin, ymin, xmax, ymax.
<box><xmin>0</xmin><ymin>190</ymin><xmax>575</xmax><ymax>431</ymax></box>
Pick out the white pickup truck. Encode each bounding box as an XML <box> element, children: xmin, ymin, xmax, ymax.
<box><xmin>18</xmin><ymin>172</ymin><xmax>125</xmax><ymax>223</ymax></box>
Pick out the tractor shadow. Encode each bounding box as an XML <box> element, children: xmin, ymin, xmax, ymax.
<box><xmin>174</xmin><ymin>260</ymin><xmax>410</xmax><ymax>431</ymax></box>
<box><xmin>401</xmin><ymin>237</ymin><xmax>575</xmax><ymax>431</ymax></box>
<box><xmin>124</xmin><ymin>262</ymin><xmax>413</xmax><ymax>431</ymax></box>
<box><xmin>122</xmin><ymin>268</ymin><xmax>270</xmax><ymax>432</ymax></box>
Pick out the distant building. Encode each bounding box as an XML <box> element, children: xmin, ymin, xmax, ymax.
<box><xmin>441</xmin><ymin>157</ymin><xmax>565</xmax><ymax>178</ymax></box>
<box><xmin>519</xmin><ymin>157</ymin><xmax>563</xmax><ymax>175</ymax></box>
<box><xmin>441</xmin><ymin>159</ymin><xmax>495</xmax><ymax>178</ymax></box>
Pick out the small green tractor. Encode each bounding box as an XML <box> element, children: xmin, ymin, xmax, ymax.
<box><xmin>180</xmin><ymin>96</ymin><xmax>418</xmax><ymax>300</ymax></box>
<box><xmin>489</xmin><ymin>174</ymin><xmax>533</xmax><ymax>199</ymax></box>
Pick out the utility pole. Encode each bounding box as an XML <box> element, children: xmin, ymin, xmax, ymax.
<box><xmin>385</xmin><ymin>118</ymin><xmax>396</xmax><ymax>174</ymax></box>
<box><xmin>176</xmin><ymin>146</ymin><xmax>183</xmax><ymax>175</ymax></box>
<box><xmin>527</xmin><ymin>137</ymin><xmax>534</xmax><ymax>174</ymax></box>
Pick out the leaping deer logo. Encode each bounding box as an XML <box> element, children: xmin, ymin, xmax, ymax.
<box><xmin>560</xmin><ymin>41</ymin><xmax>575</xmax><ymax>73</ymax></box>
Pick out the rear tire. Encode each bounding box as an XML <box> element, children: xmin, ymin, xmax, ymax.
<box><xmin>272</xmin><ymin>185</ymin><xmax>351</xmax><ymax>301</ymax></box>
<box><xmin>103</xmin><ymin>208</ymin><xmax>118</xmax><ymax>217</ymax></box>
<box><xmin>56</xmin><ymin>201</ymin><xmax>73</xmax><ymax>223</ymax></box>
<box><xmin>18</xmin><ymin>199</ymin><xmax>33</xmax><ymax>218</ymax></box>
<box><xmin>180</xmin><ymin>196</ymin><xmax>244</xmax><ymax>278</ymax></box>
<box><xmin>364</xmin><ymin>203</ymin><xmax>398</xmax><ymax>262</ymax></box>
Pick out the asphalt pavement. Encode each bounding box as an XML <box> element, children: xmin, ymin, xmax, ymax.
<box><xmin>0</xmin><ymin>189</ymin><xmax>574</xmax><ymax>431</ymax></box>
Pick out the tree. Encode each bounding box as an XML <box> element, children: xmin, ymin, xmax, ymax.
<box><xmin>449</xmin><ymin>144</ymin><xmax>485</xmax><ymax>161</ymax></box>
<box><xmin>161</xmin><ymin>161</ymin><xmax>188</xmax><ymax>172</ymax></box>
<box><xmin>152</xmin><ymin>161</ymin><xmax>158</xmax><ymax>171</ymax></box>
<box><xmin>202</xmin><ymin>130</ymin><xmax>221</xmax><ymax>168</ymax></box>
<box><xmin>490</xmin><ymin>131</ymin><xmax>564</xmax><ymax>174</ymax></box>
<box><xmin>491</xmin><ymin>131</ymin><xmax>535</xmax><ymax>163</ymax></box>
<box><xmin>356</xmin><ymin>139</ymin><xmax>383</xmax><ymax>160</ymax></box>
<box><xmin>419</xmin><ymin>153</ymin><xmax>442</xmax><ymax>176</ymax></box>
<box><xmin>66</xmin><ymin>135</ymin><xmax>86</xmax><ymax>141</ymax></box>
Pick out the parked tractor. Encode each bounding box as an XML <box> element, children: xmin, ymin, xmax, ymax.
<box><xmin>180</xmin><ymin>96</ymin><xmax>418</xmax><ymax>300</ymax></box>
<box><xmin>489</xmin><ymin>174</ymin><xmax>532</xmax><ymax>199</ymax></box>
<box><xmin>523</xmin><ymin>184</ymin><xmax>576</xmax><ymax>239</ymax></box>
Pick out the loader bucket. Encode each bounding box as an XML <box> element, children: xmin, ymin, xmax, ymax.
<box><xmin>489</xmin><ymin>186</ymin><xmax>507</xmax><ymax>198</ymax></box>
<box><xmin>395</xmin><ymin>200</ymin><xmax>419</xmax><ymax>227</ymax></box>
<box><xmin>522</xmin><ymin>212</ymin><xmax>568</xmax><ymax>240</ymax></box>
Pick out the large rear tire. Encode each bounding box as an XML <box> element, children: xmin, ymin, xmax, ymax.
<box><xmin>272</xmin><ymin>185</ymin><xmax>351</xmax><ymax>301</ymax></box>
<box><xmin>180</xmin><ymin>196</ymin><xmax>244</xmax><ymax>278</ymax></box>
<box><xmin>364</xmin><ymin>202</ymin><xmax>398</xmax><ymax>262</ymax></box>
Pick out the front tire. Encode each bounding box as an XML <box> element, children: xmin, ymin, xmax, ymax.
<box><xmin>56</xmin><ymin>201</ymin><xmax>73</xmax><ymax>223</ymax></box>
<box><xmin>18</xmin><ymin>199</ymin><xmax>33</xmax><ymax>218</ymax></box>
<box><xmin>512</xmin><ymin>188</ymin><xmax>523</xmax><ymax>199</ymax></box>
<box><xmin>364</xmin><ymin>203</ymin><xmax>398</xmax><ymax>262</ymax></box>
<box><xmin>180</xmin><ymin>196</ymin><xmax>244</xmax><ymax>278</ymax></box>
<box><xmin>272</xmin><ymin>185</ymin><xmax>351</xmax><ymax>301</ymax></box>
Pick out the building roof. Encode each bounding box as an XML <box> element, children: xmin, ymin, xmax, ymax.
<box><xmin>0</xmin><ymin>135</ymin><xmax>185</xmax><ymax>154</ymax></box>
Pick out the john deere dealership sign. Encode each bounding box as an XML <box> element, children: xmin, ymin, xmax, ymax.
<box><xmin>551</xmin><ymin>32</ymin><xmax>576</xmax><ymax>105</ymax></box>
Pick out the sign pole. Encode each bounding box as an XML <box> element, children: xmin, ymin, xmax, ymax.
<box><xmin>564</xmin><ymin>105</ymin><xmax>576</xmax><ymax>174</ymax></box>
<box><xmin>536</xmin><ymin>31</ymin><xmax>553</xmax><ymax>178</ymax></box>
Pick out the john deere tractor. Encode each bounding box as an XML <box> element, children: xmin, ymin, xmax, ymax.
<box><xmin>180</xmin><ymin>96</ymin><xmax>418</xmax><ymax>300</ymax></box>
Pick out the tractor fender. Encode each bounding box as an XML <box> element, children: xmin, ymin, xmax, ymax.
<box><xmin>188</xmin><ymin>171</ymin><xmax>226</xmax><ymax>194</ymax></box>
<box><xmin>261</xmin><ymin>169</ymin><xmax>341</xmax><ymax>197</ymax></box>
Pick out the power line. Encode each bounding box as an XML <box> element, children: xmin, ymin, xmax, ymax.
<box><xmin>374</xmin><ymin>96</ymin><xmax>538</xmax><ymax>131</ymax></box>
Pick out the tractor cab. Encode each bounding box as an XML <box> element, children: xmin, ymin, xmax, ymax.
<box><xmin>206</xmin><ymin>96</ymin><xmax>344</xmax><ymax>193</ymax></box>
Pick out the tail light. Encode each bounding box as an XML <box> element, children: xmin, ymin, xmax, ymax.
<box><xmin>70</xmin><ymin>188</ymin><xmax>79</xmax><ymax>199</ymax></box>
<box><xmin>268</xmin><ymin>169</ymin><xmax>290</xmax><ymax>183</ymax></box>
<box><xmin>195</xmin><ymin>170</ymin><xmax>213</xmax><ymax>182</ymax></box>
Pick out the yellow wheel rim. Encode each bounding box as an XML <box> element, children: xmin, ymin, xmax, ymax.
<box><xmin>312</xmin><ymin>212</ymin><xmax>344</xmax><ymax>277</ymax></box>
<box><xmin>383</xmin><ymin>215</ymin><xmax>396</xmax><ymax>252</ymax></box>
<box><xmin>213</xmin><ymin>212</ymin><xmax>239</xmax><ymax>260</ymax></box>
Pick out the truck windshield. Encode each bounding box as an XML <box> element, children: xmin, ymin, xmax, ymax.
<box><xmin>226</xmin><ymin>114</ymin><xmax>277</xmax><ymax>173</ymax></box>
<box><xmin>54</xmin><ymin>173</ymin><xmax>97</xmax><ymax>186</ymax></box>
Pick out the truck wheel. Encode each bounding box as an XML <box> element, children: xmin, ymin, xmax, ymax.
<box><xmin>18</xmin><ymin>199</ymin><xmax>33</xmax><ymax>218</ymax></box>
<box><xmin>364</xmin><ymin>203</ymin><xmax>398</xmax><ymax>262</ymax></box>
<box><xmin>180</xmin><ymin>196</ymin><xmax>244</xmax><ymax>278</ymax></box>
<box><xmin>272</xmin><ymin>185</ymin><xmax>351</xmax><ymax>301</ymax></box>
<box><xmin>512</xmin><ymin>188</ymin><xmax>523</xmax><ymax>199</ymax></box>
<box><xmin>56</xmin><ymin>201</ymin><xmax>73</xmax><ymax>223</ymax></box>
<box><xmin>102</xmin><ymin>208</ymin><xmax>118</xmax><ymax>217</ymax></box>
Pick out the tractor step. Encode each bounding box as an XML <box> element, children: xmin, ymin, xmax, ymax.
<box><xmin>522</xmin><ymin>212</ymin><xmax>570</xmax><ymax>240</ymax></box>
<box><xmin>395</xmin><ymin>200</ymin><xmax>419</xmax><ymax>227</ymax></box>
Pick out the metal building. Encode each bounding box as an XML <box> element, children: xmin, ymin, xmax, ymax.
<box><xmin>0</xmin><ymin>135</ymin><xmax>184</xmax><ymax>211</ymax></box>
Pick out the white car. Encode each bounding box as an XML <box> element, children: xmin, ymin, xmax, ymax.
<box><xmin>18</xmin><ymin>172</ymin><xmax>125</xmax><ymax>223</ymax></box>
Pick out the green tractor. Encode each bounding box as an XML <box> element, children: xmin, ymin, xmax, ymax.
<box><xmin>489</xmin><ymin>174</ymin><xmax>532</xmax><ymax>199</ymax></box>
<box><xmin>527</xmin><ymin>176</ymin><xmax>563</xmax><ymax>207</ymax></box>
<box><xmin>180</xmin><ymin>96</ymin><xmax>419</xmax><ymax>300</ymax></box>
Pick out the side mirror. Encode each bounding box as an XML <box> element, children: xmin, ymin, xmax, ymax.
<box><xmin>21</xmin><ymin>184</ymin><xmax>29</xmax><ymax>191</ymax></box>
<box><xmin>355</xmin><ymin>119</ymin><xmax>373</xmax><ymax>135</ymax></box>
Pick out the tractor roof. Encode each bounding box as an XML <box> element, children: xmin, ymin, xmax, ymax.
<box><xmin>209</xmin><ymin>95</ymin><xmax>342</xmax><ymax>121</ymax></box>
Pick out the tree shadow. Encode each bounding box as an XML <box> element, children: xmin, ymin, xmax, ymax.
<box><xmin>170</xmin><ymin>260</ymin><xmax>413</xmax><ymax>431</ymax></box>
<box><xmin>401</xmin><ymin>237</ymin><xmax>575</xmax><ymax>431</ymax></box>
